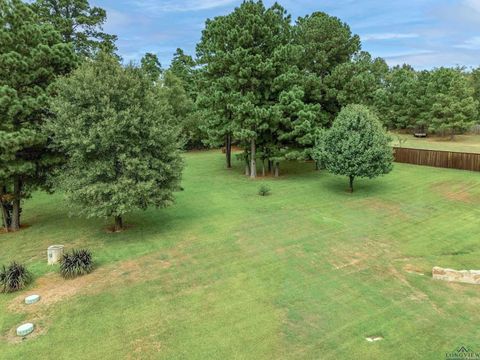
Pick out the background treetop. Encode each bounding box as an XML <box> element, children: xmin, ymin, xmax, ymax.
<box><xmin>33</xmin><ymin>0</ymin><xmax>117</xmax><ymax>57</ymax></box>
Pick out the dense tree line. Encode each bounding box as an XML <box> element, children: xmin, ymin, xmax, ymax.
<box><xmin>375</xmin><ymin>66</ymin><xmax>479</xmax><ymax>138</ymax></box>
<box><xmin>192</xmin><ymin>1</ymin><xmax>479</xmax><ymax>178</ymax></box>
<box><xmin>196</xmin><ymin>3</ymin><xmax>373</xmax><ymax>177</ymax></box>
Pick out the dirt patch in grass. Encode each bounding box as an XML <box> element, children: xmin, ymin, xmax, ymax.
<box><xmin>9</xmin><ymin>254</ymin><xmax>172</xmax><ymax>312</ymax></box>
<box><xmin>388</xmin><ymin>266</ymin><xmax>441</xmax><ymax>313</ymax></box>
<box><xmin>329</xmin><ymin>237</ymin><xmax>394</xmax><ymax>273</ymax></box>
<box><xmin>332</xmin><ymin>254</ymin><xmax>367</xmax><ymax>271</ymax></box>
<box><xmin>329</xmin><ymin>238</ymin><xmax>441</xmax><ymax>312</ymax></box>
<box><xmin>128</xmin><ymin>335</ymin><xmax>163</xmax><ymax>359</ymax></box>
<box><xmin>3</xmin><ymin>319</ymin><xmax>50</xmax><ymax>344</ymax></box>
<box><xmin>105</xmin><ymin>223</ymin><xmax>136</xmax><ymax>233</ymax></box>
<box><xmin>275</xmin><ymin>244</ymin><xmax>303</xmax><ymax>256</ymax></box>
<box><xmin>403</xmin><ymin>264</ymin><xmax>425</xmax><ymax>276</ymax></box>
<box><xmin>431</xmin><ymin>181</ymin><xmax>479</xmax><ymax>203</ymax></box>
<box><xmin>0</xmin><ymin>224</ymin><xmax>31</xmax><ymax>235</ymax></box>
<box><xmin>356</xmin><ymin>199</ymin><xmax>408</xmax><ymax>220</ymax></box>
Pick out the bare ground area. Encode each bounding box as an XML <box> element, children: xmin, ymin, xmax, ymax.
<box><xmin>431</xmin><ymin>181</ymin><xmax>480</xmax><ymax>203</ymax></box>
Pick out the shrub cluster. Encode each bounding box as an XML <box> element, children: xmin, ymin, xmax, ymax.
<box><xmin>60</xmin><ymin>249</ymin><xmax>94</xmax><ymax>279</ymax></box>
<box><xmin>0</xmin><ymin>262</ymin><xmax>32</xmax><ymax>293</ymax></box>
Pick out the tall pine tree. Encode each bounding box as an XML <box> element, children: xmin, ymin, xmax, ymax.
<box><xmin>294</xmin><ymin>11</ymin><xmax>360</xmax><ymax>123</ymax></box>
<box><xmin>33</xmin><ymin>0</ymin><xmax>117</xmax><ymax>58</ymax></box>
<box><xmin>141</xmin><ymin>52</ymin><xmax>162</xmax><ymax>82</ymax></box>
<box><xmin>0</xmin><ymin>0</ymin><xmax>76</xmax><ymax>231</ymax></box>
<box><xmin>197</xmin><ymin>1</ymin><xmax>292</xmax><ymax>177</ymax></box>
<box><xmin>429</xmin><ymin>70</ymin><xmax>478</xmax><ymax>139</ymax></box>
<box><xmin>169</xmin><ymin>48</ymin><xmax>197</xmax><ymax>99</ymax></box>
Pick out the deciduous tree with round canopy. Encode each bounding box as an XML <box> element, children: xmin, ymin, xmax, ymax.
<box><xmin>315</xmin><ymin>104</ymin><xmax>393</xmax><ymax>192</ymax></box>
<box><xmin>46</xmin><ymin>53</ymin><xmax>184</xmax><ymax>231</ymax></box>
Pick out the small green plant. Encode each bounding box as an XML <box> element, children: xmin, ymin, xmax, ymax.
<box><xmin>0</xmin><ymin>262</ymin><xmax>33</xmax><ymax>293</ymax></box>
<box><xmin>60</xmin><ymin>249</ymin><xmax>94</xmax><ymax>279</ymax></box>
<box><xmin>258</xmin><ymin>184</ymin><xmax>271</xmax><ymax>196</ymax></box>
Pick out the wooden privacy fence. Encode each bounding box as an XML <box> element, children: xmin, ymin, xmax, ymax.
<box><xmin>393</xmin><ymin>147</ymin><xmax>480</xmax><ymax>172</ymax></box>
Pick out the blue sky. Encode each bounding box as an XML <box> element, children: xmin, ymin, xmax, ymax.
<box><xmin>94</xmin><ymin>0</ymin><xmax>480</xmax><ymax>70</ymax></box>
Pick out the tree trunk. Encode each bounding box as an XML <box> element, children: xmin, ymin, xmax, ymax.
<box><xmin>0</xmin><ymin>203</ymin><xmax>9</xmax><ymax>232</ymax></box>
<box><xmin>274</xmin><ymin>162</ymin><xmax>279</xmax><ymax>177</ymax></box>
<box><xmin>244</xmin><ymin>151</ymin><xmax>250</xmax><ymax>176</ymax></box>
<box><xmin>11</xmin><ymin>178</ymin><xmax>21</xmax><ymax>231</ymax></box>
<box><xmin>114</xmin><ymin>216</ymin><xmax>123</xmax><ymax>232</ymax></box>
<box><xmin>226</xmin><ymin>134</ymin><xmax>232</xmax><ymax>169</ymax></box>
<box><xmin>450</xmin><ymin>129</ymin><xmax>455</xmax><ymax>141</ymax></box>
<box><xmin>262</xmin><ymin>160</ymin><xmax>266</xmax><ymax>177</ymax></box>
<box><xmin>268</xmin><ymin>160</ymin><xmax>272</xmax><ymax>173</ymax></box>
<box><xmin>0</xmin><ymin>186</ymin><xmax>10</xmax><ymax>232</ymax></box>
<box><xmin>250</xmin><ymin>138</ymin><xmax>256</xmax><ymax>178</ymax></box>
<box><xmin>349</xmin><ymin>175</ymin><xmax>354</xmax><ymax>193</ymax></box>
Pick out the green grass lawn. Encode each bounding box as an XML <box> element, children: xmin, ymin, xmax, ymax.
<box><xmin>1</xmin><ymin>151</ymin><xmax>480</xmax><ymax>359</ymax></box>
<box><xmin>391</xmin><ymin>132</ymin><xmax>480</xmax><ymax>153</ymax></box>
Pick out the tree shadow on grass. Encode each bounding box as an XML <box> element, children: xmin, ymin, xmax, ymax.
<box><xmin>277</xmin><ymin>161</ymin><xmax>318</xmax><ymax>179</ymax></box>
<box><xmin>321</xmin><ymin>175</ymin><xmax>390</xmax><ymax>197</ymax></box>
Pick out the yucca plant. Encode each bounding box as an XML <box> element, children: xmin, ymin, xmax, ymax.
<box><xmin>258</xmin><ymin>184</ymin><xmax>271</xmax><ymax>196</ymax></box>
<box><xmin>0</xmin><ymin>262</ymin><xmax>33</xmax><ymax>293</ymax></box>
<box><xmin>60</xmin><ymin>249</ymin><xmax>93</xmax><ymax>279</ymax></box>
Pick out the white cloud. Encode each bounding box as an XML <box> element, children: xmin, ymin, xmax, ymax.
<box><xmin>132</xmin><ymin>0</ymin><xmax>237</xmax><ymax>12</ymax></box>
<box><xmin>433</xmin><ymin>0</ymin><xmax>480</xmax><ymax>26</ymax></box>
<box><xmin>382</xmin><ymin>50</ymin><xmax>434</xmax><ymax>59</ymax></box>
<box><xmin>455</xmin><ymin>36</ymin><xmax>480</xmax><ymax>50</ymax></box>
<box><xmin>383</xmin><ymin>49</ymin><xmax>479</xmax><ymax>69</ymax></box>
<box><xmin>362</xmin><ymin>33</ymin><xmax>419</xmax><ymax>41</ymax></box>
<box><xmin>465</xmin><ymin>0</ymin><xmax>480</xmax><ymax>13</ymax></box>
